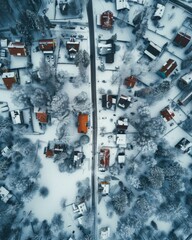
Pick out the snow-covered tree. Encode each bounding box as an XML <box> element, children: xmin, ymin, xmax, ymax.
<box><xmin>148</xmin><ymin>166</ymin><xmax>165</xmax><ymax>189</ymax></box>
<box><xmin>72</xmin><ymin>91</ymin><xmax>91</xmax><ymax>113</ymax></box>
<box><xmin>30</xmin><ymin>87</ymin><xmax>50</xmax><ymax>108</ymax></box>
<box><xmin>51</xmin><ymin>214</ymin><xmax>64</xmax><ymax>234</ymax></box>
<box><xmin>51</xmin><ymin>92</ymin><xmax>69</xmax><ymax>119</ymax></box>
<box><xmin>74</xmin><ymin>50</ymin><xmax>90</xmax><ymax>68</ymax></box>
<box><xmin>12</xmin><ymin>85</ymin><xmax>31</xmax><ymax>107</ymax></box>
<box><xmin>109</xmin><ymin>190</ymin><xmax>129</xmax><ymax>215</ymax></box>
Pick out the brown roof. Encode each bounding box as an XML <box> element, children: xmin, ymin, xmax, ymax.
<box><xmin>100</xmin><ymin>11</ymin><xmax>114</xmax><ymax>29</ymax></box>
<box><xmin>124</xmin><ymin>76</ymin><xmax>137</xmax><ymax>88</ymax></box>
<box><xmin>39</xmin><ymin>39</ymin><xmax>55</xmax><ymax>51</ymax></box>
<box><xmin>8</xmin><ymin>42</ymin><xmax>27</xmax><ymax>56</ymax></box>
<box><xmin>36</xmin><ymin>112</ymin><xmax>48</xmax><ymax>123</ymax></box>
<box><xmin>160</xmin><ymin>107</ymin><xmax>175</xmax><ymax>121</ymax></box>
<box><xmin>158</xmin><ymin>59</ymin><xmax>177</xmax><ymax>78</ymax></box>
<box><xmin>173</xmin><ymin>32</ymin><xmax>191</xmax><ymax>47</ymax></box>
<box><xmin>78</xmin><ymin>113</ymin><xmax>88</xmax><ymax>133</ymax></box>
<box><xmin>100</xmin><ymin>149</ymin><xmax>110</xmax><ymax>168</ymax></box>
<box><xmin>66</xmin><ymin>38</ymin><xmax>80</xmax><ymax>52</ymax></box>
<box><xmin>2</xmin><ymin>73</ymin><xmax>17</xmax><ymax>89</ymax></box>
<box><xmin>46</xmin><ymin>149</ymin><xmax>54</xmax><ymax>158</ymax></box>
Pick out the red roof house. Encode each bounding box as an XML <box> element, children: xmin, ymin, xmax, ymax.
<box><xmin>124</xmin><ymin>76</ymin><xmax>137</xmax><ymax>88</ymax></box>
<box><xmin>78</xmin><ymin>113</ymin><xmax>88</xmax><ymax>134</ymax></box>
<box><xmin>100</xmin><ymin>11</ymin><xmax>114</xmax><ymax>29</ymax></box>
<box><xmin>99</xmin><ymin>148</ymin><xmax>110</xmax><ymax>171</ymax></box>
<box><xmin>2</xmin><ymin>72</ymin><xmax>17</xmax><ymax>89</ymax></box>
<box><xmin>173</xmin><ymin>32</ymin><xmax>191</xmax><ymax>48</ymax></box>
<box><xmin>157</xmin><ymin>59</ymin><xmax>177</xmax><ymax>79</ymax></box>
<box><xmin>39</xmin><ymin>39</ymin><xmax>56</xmax><ymax>54</ymax></box>
<box><xmin>8</xmin><ymin>42</ymin><xmax>27</xmax><ymax>56</ymax></box>
<box><xmin>36</xmin><ymin>112</ymin><xmax>48</xmax><ymax>123</ymax></box>
<box><xmin>160</xmin><ymin>106</ymin><xmax>175</xmax><ymax>122</ymax></box>
<box><xmin>66</xmin><ymin>37</ymin><xmax>80</xmax><ymax>59</ymax></box>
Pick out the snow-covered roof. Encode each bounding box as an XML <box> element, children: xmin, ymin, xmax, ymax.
<box><xmin>118</xmin><ymin>153</ymin><xmax>125</xmax><ymax>163</ymax></box>
<box><xmin>153</xmin><ymin>4</ymin><xmax>165</xmax><ymax>19</ymax></box>
<box><xmin>2</xmin><ymin>72</ymin><xmax>15</xmax><ymax>79</ymax></box>
<box><xmin>116</xmin><ymin>133</ymin><xmax>126</xmax><ymax>145</ymax></box>
<box><xmin>100</xmin><ymin>227</ymin><xmax>110</xmax><ymax>240</ymax></box>
<box><xmin>98</xmin><ymin>43</ymin><xmax>112</xmax><ymax>55</ymax></box>
<box><xmin>129</xmin><ymin>0</ymin><xmax>145</xmax><ymax>4</ymax></box>
<box><xmin>100</xmin><ymin>181</ymin><xmax>110</xmax><ymax>195</ymax></box>
<box><xmin>0</xmin><ymin>186</ymin><xmax>12</xmax><ymax>203</ymax></box>
<box><xmin>144</xmin><ymin>41</ymin><xmax>162</xmax><ymax>60</ymax></box>
<box><xmin>0</xmin><ymin>39</ymin><xmax>8</xmax><ymax>48</ymax></box>
<box><xmin>116</xmin><ymin>0</ymin><xmax>130</xmax><ymax>11</ymax></box>
<box><xmin>8</xmin><ymin>42</ymin><xmax>25</xmax><ymax>48</ymax></box>
<box><xmin>10</xmin><ymin>110</ymin><xmax>22</xmax><ymax>124</ymax></box>
<box><xmin>1</xmin><ymin>146</ymin><xmax>11</xmax><ymax>157</ymax></box>
<box><xmin>181</xmin><ymin>72</ymin><xmax>192</xmax><ymax>84</ymax></box>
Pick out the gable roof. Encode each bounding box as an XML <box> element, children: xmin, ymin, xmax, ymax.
<box><xmin>102</xmin><ymin>94</ymin><xmax>117</xmax><ymax>109</ymax></box>
<box><xmin>124</xmin><ymin>75</ymin><xmax>137</xmax><ymax>88</ymax></box>
<box><xmin>157</xmin><ymin>59</ymin><xmax>177</xmax><ymax>78</ymax></box>
<box><xmin>144</xmin><ymin>41</ymin><xmax>162</xmax><ymax>60</ymax></box>
<box><xmin>116</xmin><ymin>0</ymin><xmax>130</xmax><ymax>11</ymax></box>
<box><xmin>160</xmin><ymin>106</ymin><xmax>175</xmax><ymax>122</ymax></box>
<box><xmin>117</xmin><ymin>95</ymin><xmax>132</xmax><ymax>109</ymax></box>
<box><xmin>78</xmin><ymin>113</ymin><xmax>88</xmax><ymax>133</ymax></box>
<box><xmin>2</xmin><ymin>72</ymin><xmax>17</xmax><ymax>89</ymax></box>
<box><xmin>173</xmin><ymin>32</ymin><xmax>191</xmax><ymax>48</ymax></box>
<box><xmin>8</xmin><ymin>42</ymin><xmax>27</xmax><ymax>56</ymax></box>
<box><xmin>99</xmin><ymin>149</ymin><xmax>110</xmax><ymax>170</ymax></box>
<box><xmin>36</xmin><ymin>112</ymin><xmax>48</xmax><ymax>123</ymax></box>
<box><xmin>39</xmin><ymin>39</ymin><xmax>55</xmax><ymax>52</ymax></box>
<box><xmin>100</xmin><ymin>11</ymin><xmax>114</xmax><ymax>29</ymax></box>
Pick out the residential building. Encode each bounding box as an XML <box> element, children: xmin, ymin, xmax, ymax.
<box><xmin>116</xmin><ymin>0</ymin><xmax>130</xmax><ymax>11</ymax></box>
<box><xmin>39</xmin><ymin>39</ymin><xmax>56</xmax><ymax>54</ymax></box>
<box><xmin>8</xmin><ymin>42</ymin><xmax>27</xmax><ymax>56</ymax></box>
<box><xmin>1</xmin><ymin>146</ymin><xmax>12</xmax><ymax>158</ymax></box>
<box><xmin>66</xmin><ymin>37</ymin><xmax>80</xmax><ymax>59</ymax></box>
<box><xmin>178</xmin><ymin>89</ymin><xmax>192</xmax><ymax>106</ymax></box>
<box><xmin>34</xmin><ymin>107</ymin><xmax>48</xmax><ymax>124</ymax></box>
<box><xmin>98</xmin><ymin>39</ymin><xmax>116</xmax><ymax>63</ymax></box>
<box><xmin>173</xmin><ymin>32</ymin><xmax>191</xmax><ymax>48</ymax></box>
<box><xmin>2</xmin><ymin>71</ymin><xmax>17</xmax><ymax>89</ymax></box>
<box><xmin>99</xmin><ymin>181</ymin><xmax>110</xmax><ymax>196</ymax></box>
<box><xmin>99</xmin><ymin>148</ymin><xmax>110</xmax><ymax>171</ymax></box>
<box><xmin>44</xmin><ymin>140</ymin><xmax>66</xmax><ymax>157</ymax></box>
<box><xmin>10</xmin><ymin>110</ymin><xmax>24</xmax><ymax>124</ymax></box>
<box><xmin>180</xmin><ymin>72</ymin><xmax>192</xmax><ymax>86</ymax></box>
<box><xmin>100</xmin><ymin>227</ymin><xmax>110</xmax><ymax>240</ymax></box>
<box><xmin>0</xmin><ymin>186</ymin><xmax>12</xmax><ymax>203</ymax></box>
<box><xmin>116</xmin><ymin>117</ymin><xmax>129</xmax><ymax>133</ymax></box>
<box><xmin>129</xmin><ymin>0</ymin><xmax>145</xmax><ymax>4</ymax></box>
<box><xmin>157</xmin><ymin>59</ymin><xmax>177</xmax><ymax>79</ymax></box>
<box><xmin>160</xmin><ymin>106</ymin><xmax>175</xmax><ymax>122</ymax></box>
<box><xmin>153</xmin><ymin>3</ymin><xmax>165</xmax><ymax>20</ymax></box>
<box><xmin>117</xmin><ymin>95</ymin><xmax>132</xmax><ymax>109</ymax></box>
<box><xmin>124</xmin><ymin>75</ymin><xmax>137</xmax><ymax>88</ymax></box>
<box><xmin>72</xmin><ymin>202</ymin><xmax>87</xmax><ymax>214</ymax></box>
<box><xmin>78</xmin><ymin>113</ymin><xmax>89</xmax><ymax>134</ymax></box>
<box><xmin>175</xmin><ymin>138</ymin><xmax>192</xmax><ymax>153</ymax></box>
<box><xmin>117</xmin><ymin>152</ymin><xmax>126</xmax><ymax>164</ymax></box>
<box><xmin>102</xmin><ymin>94</ymin><xmax>117</xmax><ymax>110</ymax></box>
<box><xmin>100</xmin><ymin>11</ymin><xmax>114</xmax><ymax>30</ymax></box>
<box><xmin>144</xmin><ymin>41</ymin><xmax>162</xmax><ymax>60</ymax></box>
<box><xmin>73</xmin><ymin>151</ymin><xmax>84</xmax><ymax>168</ymax></box>
<box><xmin>115</xmin><ymin>133</ymin><xmax>127</xmax><ymax>146</ymax></box>
<box><xmin>0</xmin><ymin>39</ymin><xmax>8</xmax><ymax>48</ymax></box>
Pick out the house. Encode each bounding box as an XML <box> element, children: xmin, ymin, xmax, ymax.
<box><xmin>116</xmin><ymin>117</ymin><xmax>128</xmax><ymax>133</ymax></box>
<box><xmin>175</xmin><ymin>138</ymin><xmax>192</xmax><ymax>153</ymax></box>
<box><xmin>73</xmin><ymin>151</ymin><xmax>84</xmax><ymax>168</ymax></box>
<box><xmin>78</xmin><ymin>113</ymin><xmax>89</xmax><ymax>134</ymax></box>
<box><xmin>99</xmin><ymin>181</ymin><xmax>110</xmax><ymax>196</ymax></box>
<box><xmin>2</xmin><ymin>72</ymin><xmax>17</xmax><ymax>89</ymax></box>
<box><xmin>116</xmin><ymin>0</ymin><xmax>130</xmax><ymax>11</ymax></box>
<box><xmin>100</xmin><ymin>11</ymin><xmax>114</xmax><ymax>30</ymax></box>
<box><xmin>1</xmin><ymin>146</ymin><xmax>12</xmax><ymax>158</ymax></box>
<box><xmin>102</xmin><ymin>94</ymin><xmax>117</xmax><ymax>110</ymax></box>
<box><xmin>180</xmin><ymin>72</ymin><xmax>192</xmax><ymax>86</ymax></box>
<box><xmin>117</xmin><ymin>152</ymin><xmax>126</xmax><ymax>164</ymax></box>
<box><xmin>144</xmin><ymin>41</ymin><xmax>162</xmax><ymax>60</ymax></box>
<box><xmin>10</xmin><ymin>110</ymin><xmax>24</xmax><ymax>124</ymax></box>
<box><xmin>124</xmin><ymin>75</ymin><xmax>137</xmax><ymax>88</ymax></box>
<box><xmin>160</xmin><ymin>106</ymin><xmax>175</xmax><ymax>122</ymax></box>
<box><xmin>72</xmin><ymin>202</ymin><xmax>87</xmax><ymax>214</ymax></box>
<box><xmin>0</xmin><ymin>49</ymin><xmax>6</xmax><ymax>58</ymax></box>
<box><xmin>66</xmin><ymin>37</ymin><xmax>80</xmax><ymax>59</ymax></box>
<box><xmin>98</xmin><ymin>39</ymin><xmax>116</xmax><ymax>63</ymax></box>
<box><xmin>99</xmin><ymin>148</ymin><xmax>110</xmax><ymax>171</ymax></box>
<box><xmin>100</xmin><ymin>227</ymin><xmax>110</xmax><ymax>240</ymax></box>
<box><xmin>153</xmin><ymin>3</ymin><xmax>165</xmax><ymax>20</ymax></box>
<box><xmin>117</xmin><ymin>95</ymin><xmax>132</xmax><ymax>109</ymax></box>
<box><xmin>44</xmin><ymin>140</ymin><xmax>66</xmax><ymax>157</ymax></box>
<box><xmin>157</xmin><ymin>59</ymin><xmax>177</xmax><ymax>79</ymax></box>
<box><xmin>0</xmin><ymin>39</ymin><xmax>8</xmax><ymax>48</ymax></box>
<box><xmin>39</xmin><ymin>39</ymin><xmax>56</xmax><ymax>54</ymax></box>
<box><xmin>129</xmin><ymin>0</ymin><xmax>145</xmax><ymax>4</ymax></box>
<box><xmin>59</xmin><ymin>0</ymin><xmax>68</xmax><ymax>15</ymax></box>
<box><xmin>0</xmin><ymin>186</ymin><xmax>12</xmax><ymax>203</ymax></box>
<box><xmin>34</xmin><ymin>107</ymin><xmax>48</xmax><ymax>124</ymax></box>
<box><xmin>115</xmin><ymin>133</ymin><xmax>127</xmax><ymax>146</ymax></box>
<box><xmin>173</xmin><ymin>32</ymin><xmax>191</xmax><ymax>48</ymax></box>
<box><xmin>178</xmin><ymin>89</ymin><xmax>192</xmax><ymax>106</ymax></box>
<box><xmin>8</xmin><ymin>42</ymin><xmax>27</xmax><ymax>56</ymax></box>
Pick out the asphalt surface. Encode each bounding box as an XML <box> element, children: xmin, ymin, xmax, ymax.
<box><xmin>87</xmin><ymin>0</ymin><xmax>98</xmax><ymax>239</ymax></box>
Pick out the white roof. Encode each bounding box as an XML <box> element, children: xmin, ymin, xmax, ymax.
<box><xmin>129</xmin><ymin>0</ymin><xmax>145</xmax><ymax>4</ymax></box>
<box><xmin>78</xmin><ymin>202</ymin><xmax>87</xmax><ymax>214</ymax></box>
<box><xmin>116</xmin><ymin>134</ymin><xmax>126</xmax><ymax>145</ymax></box>
<box><xmin>117</xmin><ymin>118</ymin><xmax>128</xmax><ymax>126</ymax></box>
<box><xmin>10</xmin><ymin>110</ymin><xmax>22</xmax><ymax>124</ymax></box>
<box><xmin>0</xmin><ymin>39</ymin><xmax>8</xmax><ymax>48</ymax></box>
<box><xmin>144</xmin><ymin>41</ymin><xmax>162</xmax><ymax>60</ymax></box>
<box><xmin>96</xmin><ymin>15</ymin><xmax>101</xmax><ymax>26</ymax></box>
<box><xmin>181</xmin><ymin>72</ymin><xmax>192</xmax><ymax>84</ymax></box>
<box><xmin>2</xmin><ymin>72</ymin><xmax>15</xmax><ymax>79</ymax></box>
<box><xmin>100</xmin><ymin>227</ymin><xmax>110</xmax><ymax>239</ymax></box>
<box><xmin>116</xmin><ymin>0</ymin><xmax>130</xmax><ymax>10</ymax></box>
<box><xmin>118</xmin><ymin>154</ymin><xmax>125</xmax><ymax>163</ymax></box>
<box><xmin>8</xmin><ymin>42</ymin><xmax>25</xmax><ymax>48</ymax></box>
<box><xmin>154</xmin><ymin>4</ymin><xmax>165</xmax><ymax>19</ymax></box>
<box><xmin>1</xmin><ymin>146</ymin><xmax>10</xmax><ymax>157</ymax></box>
<box><xmin>0</xmin><ymin>186</ymin><xmax>12</xmax><ymax>203</ymax></box>
<box><xmin>100</xmin><ymin>182</ymin><xmax>110</xmax><ymax>195</ymax></box>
